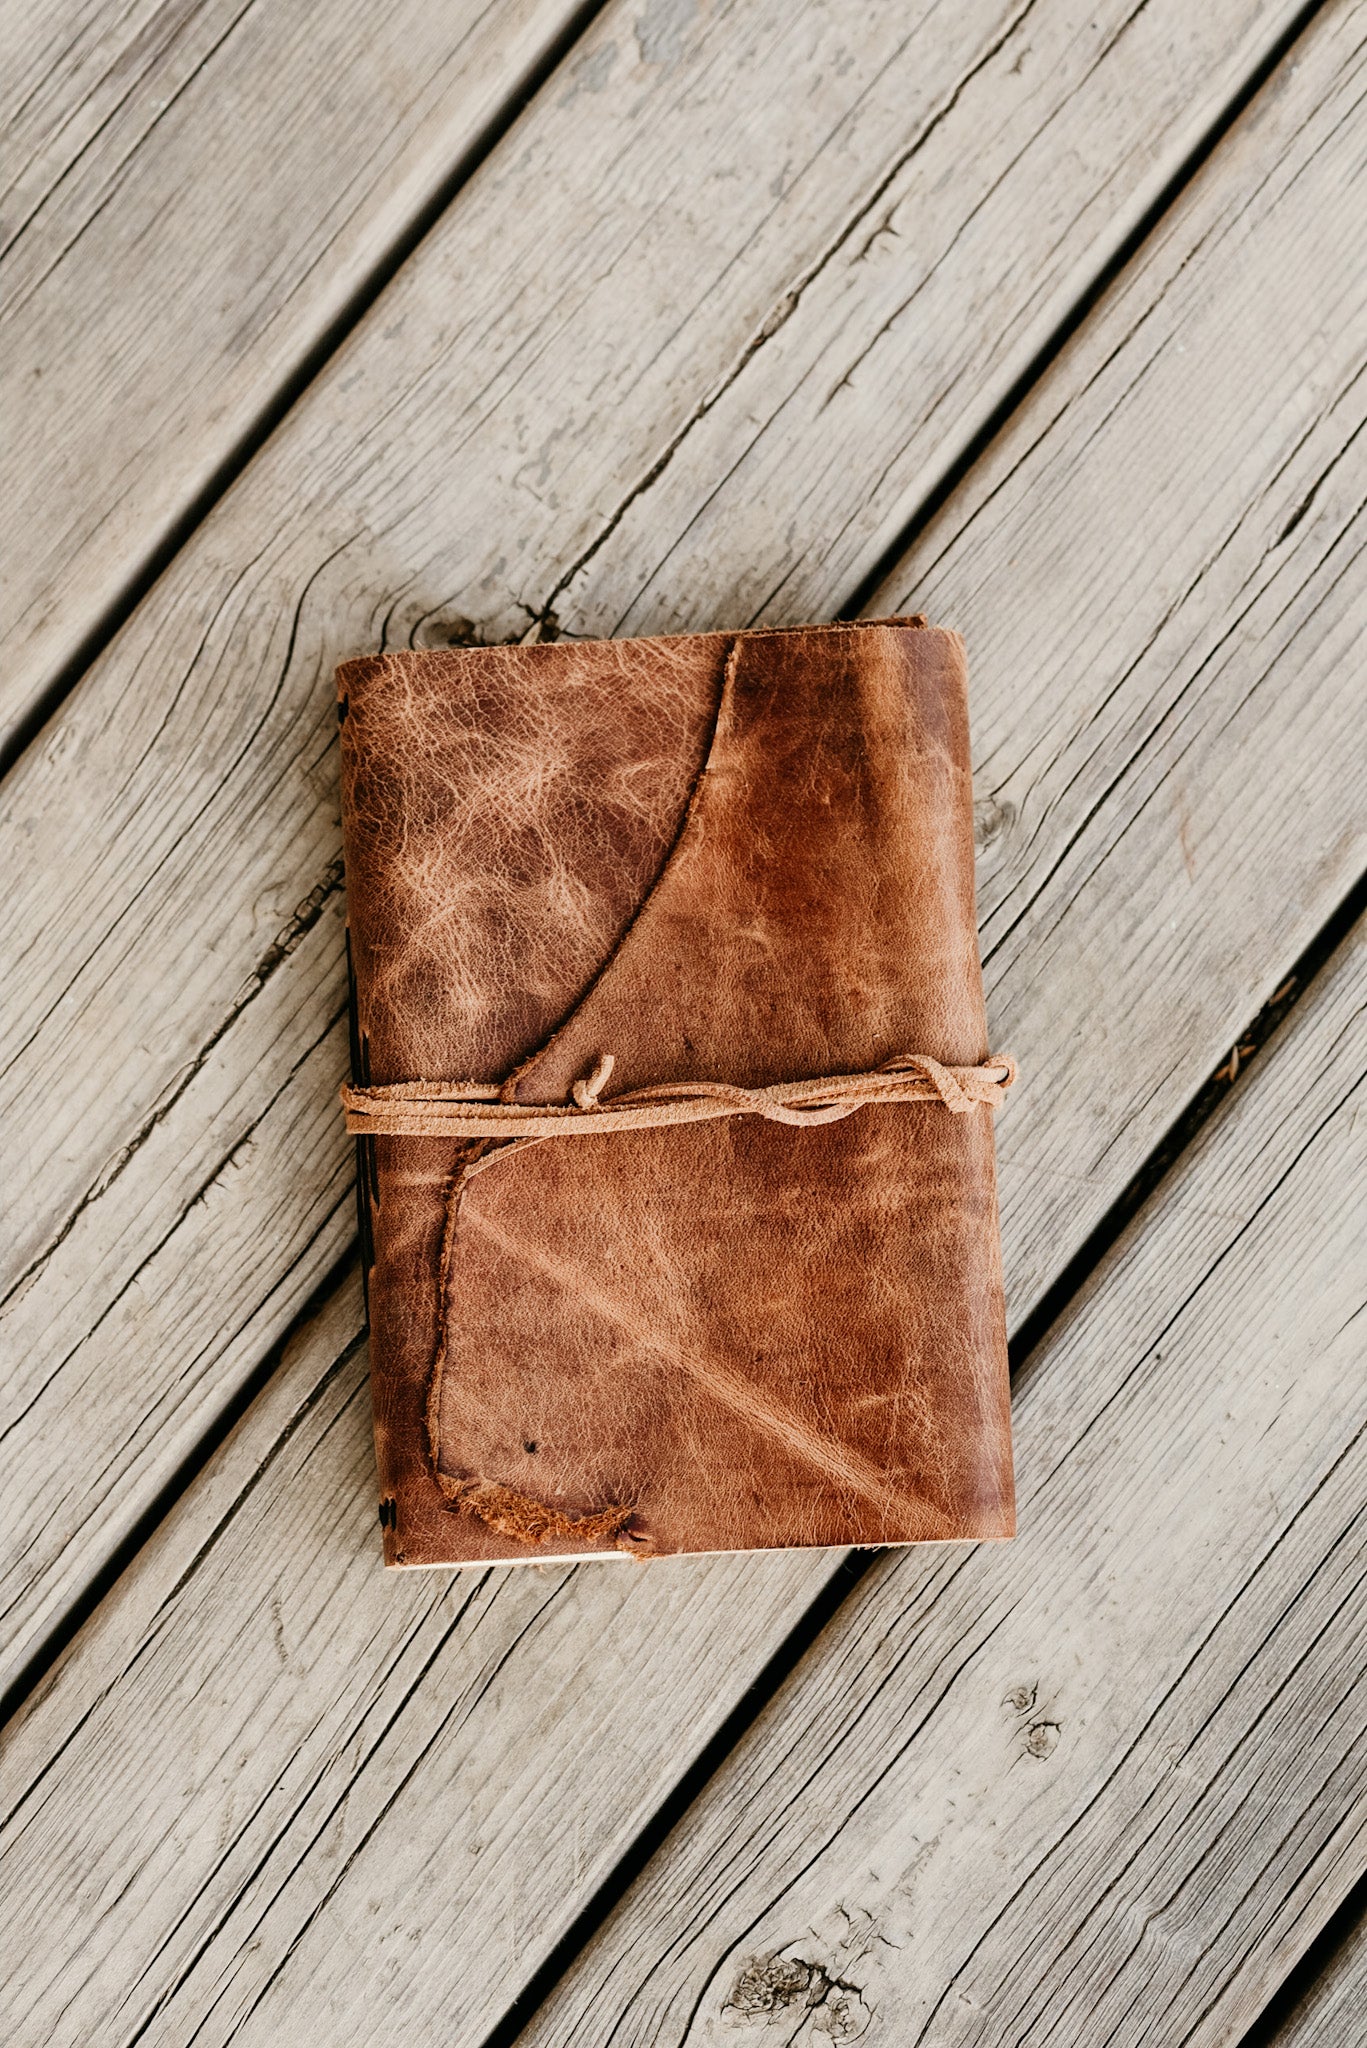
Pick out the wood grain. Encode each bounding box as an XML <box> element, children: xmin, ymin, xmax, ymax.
<box><xmin>519</xmin><ymin>847</ymin><xmax>1367</xmax><ymax>2048</ymax></box>
<box><xmin>5</xmin><ymin>9</ymin><xmax>1367</xmax><ymax>2041</ymax></box>
<box><xmin>0</xmin><ymin>0</ymin><xmax>1324</xmax><ymax>1698</ymax></box>
<box><xmin>0</xmin><ymin>1271</ymin><xmax>831</xmax><ymax>2048</ymax></box>
<box><xmin>0</xmin><ymin>0</ymin><xmax>588</xmax><ymax>750</ymax></box>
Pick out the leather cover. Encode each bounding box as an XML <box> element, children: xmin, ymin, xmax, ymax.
<box><xmin>337</xmin><ymin>619</ymin><xmax>1014</xmax><ymax>1567</ymax></box>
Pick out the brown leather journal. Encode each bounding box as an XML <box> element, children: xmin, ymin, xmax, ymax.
<box><xmin>337</xmin><ymin>619</ymin><xmax>1015</xmax><ymax>1568</ymax></box>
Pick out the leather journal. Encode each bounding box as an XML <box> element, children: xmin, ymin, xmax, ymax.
<box><xmin>337</xmin><ymin>618</ymin><xmax>1015</xmax><ymax>1568</ymax></box>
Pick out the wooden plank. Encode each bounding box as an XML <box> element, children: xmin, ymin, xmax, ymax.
<box><xmin>5</xmin><ymin>9</ymin><xmax>1367</xmax><ymax>2041</ymax></box>
<box><xmin>518</xmin><ymin>877</ymin><xmax>1367</xmax><ymax>2048</ymax></box>
<box><xmin>0</xmin><ymin>1268</ymin><xmax>830</xmax><ymax>2048</ymax></box>
<box><xmin>1268</xmin><ymin>1915</ymin><xmax>1367</xmax><ymax>2048</ymax></box>
<box><xmin>0</xmin><ymin>0</ymin><xmax>1325</xmax><ymax>1696</ymax></box>
<box><xmin>0</xmin><ymin>0</ymin><xmax>590</xmax><ymax>751</ymax></box>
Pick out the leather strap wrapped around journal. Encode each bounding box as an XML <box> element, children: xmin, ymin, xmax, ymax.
<box><xmin>337</xmin><ymin>618</ymin><xmax>1016</xmax><ymax>1567</ymax></box>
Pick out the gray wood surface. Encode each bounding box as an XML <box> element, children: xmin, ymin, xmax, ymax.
<box><xmin>0</xmin><ymin>0</ymin><xmax>586</xmax><ymax>750</ymax></box>
<box><xmin>0</xmin><ymin>0</ymin><xmax>1323</xmax><ymax>1701</ymax></box>
<box><xmin>0</xmin><ymin>1270</ymin><xmax>834</xmax><ymax>2048</ymax></box>
<box><xmin>4</xmin><ymin>7</ymin><xmax>1365</xmax><ymax>2042</ymax></box>
<box><xmin>1270</xmin><ymin>1914</ymin><xmax>1367</xmax><ymax>2048</ymax></box>
<box><xmin>523</xmin><ymin>846</ymin><xmax>1367</xmax><ymax>2048</ymax></box>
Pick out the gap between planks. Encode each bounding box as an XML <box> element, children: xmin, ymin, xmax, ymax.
<box><xmin>1256</xmin><ymin>1895</ymin><xmax>1367</xmax><ymax>2048</ymax></box>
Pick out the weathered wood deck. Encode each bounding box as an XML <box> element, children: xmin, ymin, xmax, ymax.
<box><xmin>1</xmin><ymin>2</ymin><xmax>1364</xmax><ymax>2042</ymax></box>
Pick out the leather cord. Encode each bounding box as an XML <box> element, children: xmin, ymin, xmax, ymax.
<box><xmin>341</xmin><ymin>1049</ymin><xmax>1016</xmax><ymax>1142</ymax></box>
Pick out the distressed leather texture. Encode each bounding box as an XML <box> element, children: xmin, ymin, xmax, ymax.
<box><xmin>338</xmin><ymin>620</ymin><xmax>1014</xmax><ymax>1567</ymax></box>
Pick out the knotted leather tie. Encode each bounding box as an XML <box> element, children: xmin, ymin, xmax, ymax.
<box><xmin>341</xmin><ymin>1048</ymin><xmax>1016</xmax><ymax>1154</ymax></box>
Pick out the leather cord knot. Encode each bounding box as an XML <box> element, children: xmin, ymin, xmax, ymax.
<box><xmin>341</xmin><ymin>1050</ymin><xmax>1016</xmax><ymax>1142</ymax></box>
